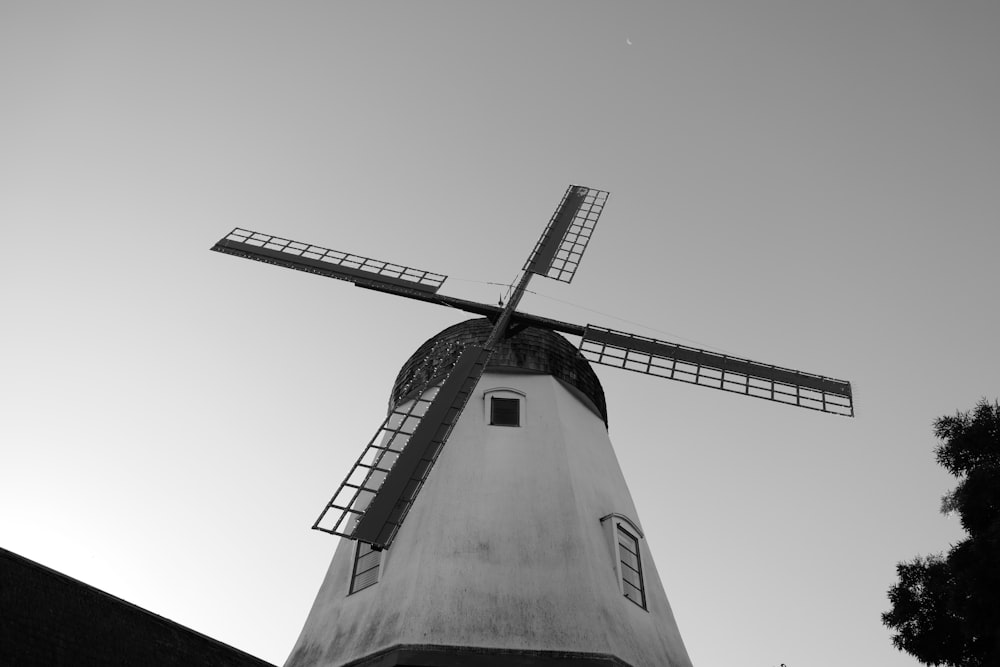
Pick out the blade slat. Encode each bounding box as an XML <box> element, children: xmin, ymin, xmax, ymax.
<box><xmin>313</xmin><ymin>344</ymin><xmax>491</xmax><ymax>549</ymax></box>
<box><xmin>212</xmin><ymin>228</ymin><xmax>446</xmax><ymax>293</ymax></box>
<box><xmin>524</xmin><ymin>185</ymin><xmax>609</xmax><ymax>283</ymax></box>
<box><xmin>580</xmin><ymin>325</ymin><xmax>853</xmax><ymax>417</ymax></box>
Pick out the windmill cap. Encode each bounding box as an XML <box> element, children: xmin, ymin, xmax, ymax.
<box><xmin>391</xmin><ymin>318</ymin><xmax>608</xmax><ymax>425</ymax></box>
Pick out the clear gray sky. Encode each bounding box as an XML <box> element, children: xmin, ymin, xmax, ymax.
<box><xmin>2</xmin><ymin>3</ymin><xmax>998</xmax><ymax>666</ymax></box>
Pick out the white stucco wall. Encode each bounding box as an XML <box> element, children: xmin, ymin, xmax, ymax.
<box><xmin>284</xmin><ymin>371</ymin><xmax>692</xmax><ymax>667</ymax></box>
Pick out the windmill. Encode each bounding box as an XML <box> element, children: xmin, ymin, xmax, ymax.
<box><xmin>211</xmin><ymin>185</ymin><xmax>853</xmax><ymax>667</ymax></box>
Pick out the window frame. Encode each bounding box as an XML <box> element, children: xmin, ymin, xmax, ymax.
<box><xmin>483</xmin><ymin>387</ymin><xmax>526</xmax><ymax>428</ymax></box>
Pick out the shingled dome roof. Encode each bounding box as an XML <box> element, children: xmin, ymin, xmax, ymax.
<box><xmin>392</xmin><ymin>318</ymin><xmax>608</xmax><ymax>425</ymax></box>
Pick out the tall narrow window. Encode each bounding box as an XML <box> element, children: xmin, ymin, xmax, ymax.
<box><xmin>349</xmin><ymin>541</ymin><xmax>381</xmax><ymax>594</ymax></box>
<box><xmin>600</xmin><ymin>513</ymin><xmax>648</xmax><ymax>611</ymax></box>
<box><xmin>616</xmin><ymin>525</ymin><xmax>646</xmax><ymax>609</ymax></box>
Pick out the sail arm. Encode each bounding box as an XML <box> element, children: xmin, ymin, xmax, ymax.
<box><xmin>313</xmin><ymin>345</ymin><xmax>492</xmax><ymax>549</ymax></box>
<box><xmin>211</xmin><ymin>228</ymin><xmax>446</xmax><ymax>293</ymax></box>
<box><xmin>580</xmin><ymin>324</ymin><xmax>854</xmax><ymax>417</ymax></box>
<box><xmin>524</xmin><ymin>185</ymin><xmax>609</xmax><ymax>283</ymax></box>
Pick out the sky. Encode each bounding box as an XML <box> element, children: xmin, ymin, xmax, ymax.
<box><xmin>2</xmin><ymin>2</ymin><xmax>998</xmax><ymax>666</ymax></box>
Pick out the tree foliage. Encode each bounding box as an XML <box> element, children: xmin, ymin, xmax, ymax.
<box><xmin>882</xmin><ymin>399</ymin><xmax>1000</xmax><ymax>666</ymax></box>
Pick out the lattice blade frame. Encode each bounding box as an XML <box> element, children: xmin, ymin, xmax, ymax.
<box><xmin>525</xmin><ymin>185</ymin><xmax>609</xmax><ymax>283</ymax></box>
<box><xmin>580</xmin><ymin>325</ymin><xmax>854</xmax><ymax>416</ymax></box>
<box><xmin>212</xmin><ymin>228</ymin><xmax>446</xmax><ymax>293</ymax></box>
<box><xmin>314</xmin><ymin>343</ymin><xmax>491</xmax><ymax>549</ymax></box>
<box><xmin>312</xmin><ymin>384</ymin><xmax>439</xmax><ymax>541</ymax></box>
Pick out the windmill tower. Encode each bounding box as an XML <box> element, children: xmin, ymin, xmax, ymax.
<box><xmin>211</xmin><ymin>186</ymin><xmax>853</xmax><ymax>667</ymax></box>
<box><xmin>283</xmin><ymin>319</ymin><xmax>692</xmax><ymax>666</ymax></box>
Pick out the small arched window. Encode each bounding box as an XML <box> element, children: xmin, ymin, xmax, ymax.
<box><xmin>483</xmin><ymin>387</ymin><xmax>525</xmax><ymax>427</ymax></box>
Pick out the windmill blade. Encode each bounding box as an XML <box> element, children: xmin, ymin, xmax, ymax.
<box><xmin>314</xmin><ymin>343</ymin><xmax>492</xmax><ymax>549</ymax></box>
<box><xmin>211</xmin><ymin>228</ymin><xmax>447</xmax><ymax>294</ymax></box>
<box><xmin>524</xmin><ymin>185</ymin><xmax>609</xmax><ymax>283</ymax></box>
<box><xmin>580</xmin><ymin>325</ymin><xmax>854</xmax><ymax>417</ymax></box>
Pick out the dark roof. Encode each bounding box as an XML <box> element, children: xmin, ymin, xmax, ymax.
<box><xmin>391</xmin><ymin>318</ymin><xmax>608</xmax><ymax>425</ymax></box>
<box><xmin>0</xmin><ymin>546</ymin><xmax>275</xmax><ymax>667</ymax></box>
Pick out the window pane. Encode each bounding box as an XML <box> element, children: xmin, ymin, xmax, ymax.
<box><xmin>355</xmin><ymin>551</ymin><xmax>380</xmax><ymax>574</ymax></box>
<box><xmin>617</xmin><ymin>527</ymin><xmax>639</xmax><ymax>554</ymax></box>
<box><xmin>352</xmin><ymin>566</ymin><xmax>379</xmax><ymax>592</ymax></box>
<box><xmin>490</xmin><ymin>397</ymin><xmax>520</xmax><ymax>426</ymax></box>
<box><xmin>621</xmin><ymin>563</ymin><xmax>642</xmax><ymax>589</ymax></box>
<box><xmin>623</xmin><ymin>581</ymin><xmax>645</xmax><ymax>607</ymax></box>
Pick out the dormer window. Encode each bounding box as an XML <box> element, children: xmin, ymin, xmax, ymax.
<box><xmin>483</xmin><ymin>388</ymin><xmax>525</xmax><ymax>427</ymax></box>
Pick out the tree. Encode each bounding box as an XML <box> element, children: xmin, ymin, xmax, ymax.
<box><xmin>883</xmin><ymin>399</ymin><xmax>1000</xmax><ymax>666</ymax></box>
